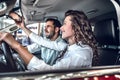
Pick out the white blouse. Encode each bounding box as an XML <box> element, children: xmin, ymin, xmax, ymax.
<box><xmin>27</xmin><ymin>42</ymin><xmax>93</xmax><ymax>71</ymax></box>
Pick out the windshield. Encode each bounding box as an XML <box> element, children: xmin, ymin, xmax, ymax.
<box><xmin>0</xmin><ymin>15</ymin><xmax>15</xmax><ymax>29</ymax></box>
<box><xmin>0</xmin><ymin>0</ymin><xmax>20</xmax><ymax>31</ymax></box>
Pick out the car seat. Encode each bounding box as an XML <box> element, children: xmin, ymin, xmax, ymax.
<box><xmin>94</xmin><ymin>19</ymin><xmax>119</xmax><ymax>66</ymax></box>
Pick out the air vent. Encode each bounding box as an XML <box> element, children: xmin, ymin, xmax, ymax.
<box><xmin>33</xmin><ymin>0</ymin><xmax>58</xmax><ymax>7</ymax></box>
<box><xmin>21</xmin><ymin>0</ymin><xmax>35</xmax><ymax>5</ymax></box>
<box><xmin>87</xmin><ymin>9</ymin><xmax>98</xmax><ymax>14</ymax></box>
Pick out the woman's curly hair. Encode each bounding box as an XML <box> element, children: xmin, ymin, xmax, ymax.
<box><xmin>65</xmin><ymin>10</ymin><xmax>99</xmax><ymax>66</ymax></box>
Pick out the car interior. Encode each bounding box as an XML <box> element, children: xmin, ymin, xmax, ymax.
<box><xmin>0</xmin><ymin>0</ymin><xmax>119</xmax><ymax>79</ymax></box>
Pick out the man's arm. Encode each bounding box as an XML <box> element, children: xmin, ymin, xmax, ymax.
<box><xmin>29</xmin><ymin>33</ymin><xmax>67</xmax><ymax>51</ymax></box>
<box><xmin>17</xmin><ymin>21</ymin><xmax>32</xmax><ymax>36</ymax></box>
<box><xmin>9</xmin><ymin>12</ymin><xmax>32</xmax><ymax>36</ymax></box>
<box><xmin>9</xmin><ymin>12</ymin><xmax>67</xmax><ymax>51</ymax></box>
<box><xmin>27</xmin><ymin>43</ymin><xmax>41</xmax><ymax>53</ymax></box>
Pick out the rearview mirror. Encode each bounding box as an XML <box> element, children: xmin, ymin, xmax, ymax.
<box><xmin>8</xmin><ymin>11</ymin><xmax>22</xmax><ymax>23</ymax></box>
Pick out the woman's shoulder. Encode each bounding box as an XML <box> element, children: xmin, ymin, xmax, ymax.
<box><xmin>69</xmin><ymin>43</ymin><xmax>91</xmax><ymax>50</ymax></box>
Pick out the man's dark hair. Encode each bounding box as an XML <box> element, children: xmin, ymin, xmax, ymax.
<box><xmin>45</xmin><ymin>18</ymin><xmax>61</xmax><ymax>28</ymax></box>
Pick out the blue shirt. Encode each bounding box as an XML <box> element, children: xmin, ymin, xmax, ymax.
<box><xmin>27</xmin><ymin>42</ymin><xmax>93</xmax><ymax>71</ymax></box>
<box><xmin>27</xmin><ymin>32</ymin><xmax>67</xmax><ymax>65</ymax></box>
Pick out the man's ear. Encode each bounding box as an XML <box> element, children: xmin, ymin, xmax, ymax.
<box><xmin>55</xmin><ymin>27</ymin><xmax>60</xmax><ymax>33</ymax></box>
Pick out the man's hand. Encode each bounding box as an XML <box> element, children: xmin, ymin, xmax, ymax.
<box><xmin>9</xmin><ymin>12</ymin><xmax>25</xmax><ymax>29</ymax></box>
<box><xmin>8</xmin><ymin>12</ymin><xmax>32</xmax><ymax>36</ymax></box>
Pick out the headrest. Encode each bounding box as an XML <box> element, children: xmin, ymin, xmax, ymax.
<box><xmin>94</xmin><ymin>19</ymin><xmax>119</xmax><ymax>45</ymax></box>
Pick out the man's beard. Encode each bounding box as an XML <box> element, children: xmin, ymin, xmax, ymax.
<box><xmin>46</xmin><ymin>31</ymin><xmax>55</xmax><ymax>39</ymax></box>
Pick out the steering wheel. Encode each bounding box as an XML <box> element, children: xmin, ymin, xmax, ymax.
<box><xmin>1</xmin><ymin>41</ymin><xmax>27</xmax><ymax>72</ymax></box>
<box><xmin>0</xmin><ymin>0</ymin><xmax>27</xmax><ymax>72</ymax></box>
<box><xmin>1</xmin><ymin>41</ymin><xmax>18</xmax><ymax>71</ymax></box>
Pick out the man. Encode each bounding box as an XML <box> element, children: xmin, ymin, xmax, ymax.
<box><xmin>9</xmin><ymin>12</ymin><xmax>67</xmax><ymax>65</ymax></box>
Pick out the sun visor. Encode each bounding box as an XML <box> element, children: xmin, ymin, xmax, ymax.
<box><xmin>0</xmin><ymin>0</ymin><xmax>16</xmax><ymax>16</ymax></box>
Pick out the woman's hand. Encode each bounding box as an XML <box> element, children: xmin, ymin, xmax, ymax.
<box><xmin>0</xmin><ymin>32</ymin><xmax>19</xmax><ymax>49</ymax></box>
<box><xmin>0</xmin><ymin>32</ymin><xmax>33</xmax><ymax>65</ymax></box>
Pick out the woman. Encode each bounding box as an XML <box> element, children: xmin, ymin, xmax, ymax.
<box><xmin>0</xmin><ymin>10</ymin><xmax>99</xmax><ymax>71</ymax></box>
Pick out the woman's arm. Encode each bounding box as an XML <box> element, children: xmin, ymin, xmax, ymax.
<box><xmin>0</xmin><ymin>32</ymin><xmax>33</xmax><ymax>65</ymax></box>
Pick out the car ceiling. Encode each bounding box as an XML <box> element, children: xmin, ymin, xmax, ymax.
<box><xmin>20</xmin><ymin>0</ymin><xmax>115</xmax><ymax>24</ymax></box>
